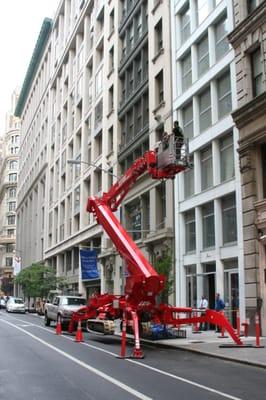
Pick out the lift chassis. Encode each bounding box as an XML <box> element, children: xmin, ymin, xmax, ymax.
<box><xmin>69</xmin><ymin>133</ymin><xmax>243</xmax><ymax>357</ymax></box>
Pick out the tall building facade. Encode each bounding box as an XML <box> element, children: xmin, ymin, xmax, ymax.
<box><xmin>15</xmin><ymin>18</ymin><xmax>53</xmax><ymax>277</ymax></box>
<box><xmin>171</xmin><ymin>0</ymin><xmax>245</xmax><ymax>325</ymax></box>
<box><xmin>15</xmin><ymin>1</ymin><xmax>175</xmax><ymax>299</ymax></box>
<box><xmin>0</xmin><ymin>90</ymin><xmax>21</xmax><ymax>296</ymax></box>
<box><xmin>228</xmin><ymin>0</ymin><xmax>266</xmax><ymax>333</ymax></box>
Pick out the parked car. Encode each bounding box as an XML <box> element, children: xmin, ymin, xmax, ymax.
<box><xmin>0</xmin><ymin>297</ymin><xmax>6</xmax><ymax>309</ymax></box>
<box><xmin>44</xmin><ymin>295</ymin><xmax>87</xmax><ymax>329</ymax></box>
<box><xmin>6</xmin><ymin>297</ymin><xmax>26</xmax><ymax>313</ymax></box>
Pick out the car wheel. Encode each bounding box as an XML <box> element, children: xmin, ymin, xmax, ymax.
<box><xmin>44</xmin><ymin>313</ymin><xmax>51</xmax><ymax>326</ymax></box>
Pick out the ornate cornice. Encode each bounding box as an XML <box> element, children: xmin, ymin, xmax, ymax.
<box><xmin>232</xmin><ymin>92</ymin><xmax>266</xmax><ymax>130</ymax></box>
<box><xmin>228</xmin><ymin>2</ymin><xmax>266</xmax><ymax>48</ymax></box>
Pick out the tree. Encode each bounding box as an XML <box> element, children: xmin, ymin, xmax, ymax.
<box><xmin>15</xmin><ymin>263</ymin><xmax>65</xmax><ymax>300</ymax></box>
<box><xmin>154</xmin><ymin>253</ymin><xmax>174</xmax><ymax>304</ymax></box>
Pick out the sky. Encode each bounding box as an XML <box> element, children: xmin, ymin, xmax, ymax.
<box><xmin>0</xmin><ymin>0</ymin><xmax>60</xmax><ymax>134</ymax></box>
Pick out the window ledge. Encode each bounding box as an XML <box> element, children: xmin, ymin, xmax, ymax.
<box><xmin>107</xmin><ymin>108</ymin><xmax>114</xmax><ymax>118</ymax></box>
<box><xmin>152</xmin><ymin>0</ymin><xmax>163</xmax><ymax>15</ymax></box>
<box><xmin>107</xmin><ymin>67</ymin><xmax>114</xmax><ymax>79</ymax></box>
<box><xmin>152</xmin><ymin>101</ymin><xmax>165</xmax><ymax>115</ymax></box>
<box><xmin>108</xmin><ymin>28</ymin><xmax>115</xmax><ymax>41</ymax></box>
<box><xmin>152</xmin><ymin>47</ymin><xmax>164</xmax><ymax>64</ymax></box>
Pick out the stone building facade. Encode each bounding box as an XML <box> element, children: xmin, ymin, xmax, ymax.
<box><xmin>15</xmin><ymin>1</ymin><xmax>176</xmax><ymax>300</ymax></box>
<box><xmin>228</xmin><ymin>0</ymin><xmax>266</xmax><ymax>333</ymax></box>
<box><xmin>0</xmin><ymin>90</ymin><xmax>21</xmax><ymax>296</ymax></box>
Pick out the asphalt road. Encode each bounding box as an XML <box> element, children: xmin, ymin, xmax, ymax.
<box><xmin>0</xmin><ymin>311</ymin><xmax>265</xmax><ymax>400</ymax></box>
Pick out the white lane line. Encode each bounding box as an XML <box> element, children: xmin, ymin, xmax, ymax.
<box><xmin>0</xmin><ymin>315</ymin><xmax>244</xmax><ymax>400</ymax></box>
<box><xmin>128</xmin><ymin>360</ymin><xmax>243</xmax><ymax>400</ymax></box>
<box><xmin>0</xmin><ymin>319</ymin><xmax>152</xmax><ymax>400</ymax></box>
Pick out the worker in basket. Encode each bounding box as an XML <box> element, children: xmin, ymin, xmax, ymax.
<box><xmin>172</xmin><ymin>120</ymin><xmax>184</xmax><ymax>161</ymax></box>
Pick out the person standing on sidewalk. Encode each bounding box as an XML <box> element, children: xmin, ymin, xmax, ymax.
<box><xmin>199</xmin><ymin>295</ymin><xmax>208</xmax><ymax>330</ymax></box>
<box><xmin>215</xmin><ymin>293</ymin><xmax>225</xmax><ymax>332</ymax></box>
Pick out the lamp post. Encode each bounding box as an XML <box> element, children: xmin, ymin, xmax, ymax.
<box><xmin>67</xmin><ymin>159</ymin><xmax>118</xmax><ymax>178</ymax></box>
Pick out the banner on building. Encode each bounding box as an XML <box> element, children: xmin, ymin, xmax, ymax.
<box><xmin>13</xmin><ymin>256</ymin><xmax>21</xmax><ymax>276</ymax></box>
<box><xmin>80</xmin><ymin>249</ymin><xmax>99</xmax><ymax>280</ymax></box>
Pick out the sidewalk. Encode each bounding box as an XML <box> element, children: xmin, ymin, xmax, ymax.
<box><xmin>142</xmin><ymin>327</ymin><xmax>266</xmax><ymax>368</ymax></box>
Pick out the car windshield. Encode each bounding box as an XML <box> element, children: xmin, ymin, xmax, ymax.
<box><xmin>14</xmin><ymin>299</ymin><xmax>24</xmax><ymax>304</ymax></box>
<box><xmin>62</xmin><ymin>297</ymin><xmax>86</xmax><ymax>306</ymax></box>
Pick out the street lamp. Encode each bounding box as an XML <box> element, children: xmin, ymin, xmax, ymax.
<box><xmin>67</xmin><ymin>159</ymin><xmax>118</xmax><ymax>178</ymax></box>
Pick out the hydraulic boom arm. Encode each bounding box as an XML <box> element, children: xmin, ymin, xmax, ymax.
<box><xmin>87</xmin><ymin>137</ymin><xmax>188</xmax><ymax>304</ymax></box>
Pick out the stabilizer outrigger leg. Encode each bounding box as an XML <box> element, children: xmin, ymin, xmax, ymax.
<box><xmin>205</xmin><ymin>309</ymin><xmax>243</xmax><ymax>346</ymax></box>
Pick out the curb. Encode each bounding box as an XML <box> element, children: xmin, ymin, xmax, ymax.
<box><xmin>138</xmin><ymin>339</ymin><xmax>266</xmax><ymax>369</ymax></box>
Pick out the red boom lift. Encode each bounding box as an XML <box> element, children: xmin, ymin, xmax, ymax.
<box><xmin>69</xmin><ymin>132</ymin><xmax>243</xmax><ymax>357</ymax></box>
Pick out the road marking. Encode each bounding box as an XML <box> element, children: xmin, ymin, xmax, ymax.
<box><xmin>0</xmin><ymin>315</ymin><xmax>244</xmax><ymax>399</ymax></box>
<box><xmin>0</xmin><ymin>318</ymin><xmax>152</xmax><ymax>400</ymax></box>
<box><xmin>128</xmin><ymin>360</ymin><xmax>243</xmax><ymax>400</ymax></box>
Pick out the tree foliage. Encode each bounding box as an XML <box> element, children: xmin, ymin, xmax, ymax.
<box><xmin>154</xmin><ymin>253</ymin><xmax>174</xmax><ymax>304</ymax></box>
<box><xmin>15</xmin><ymin>264</ymin><xmax>65</xmax><ymax>299</ymax></box>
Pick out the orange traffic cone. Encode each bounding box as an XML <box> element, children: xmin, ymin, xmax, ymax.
<box><xmin>56</xmin><ymin>315</ymin><xmax>62</xmax><ymax>335</ymax></box>
<box><xmin>75</xmin><ymin>319</ymin><xmax>84</xmax><ymax>342</ymax></box>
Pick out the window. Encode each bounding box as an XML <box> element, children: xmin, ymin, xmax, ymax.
<box><xmin>182</xmin><ymin>52</ymin><xmax>192</xmax><ymax>91</ymax></box>
<box><xmin>74</xmin><ymin>154</ymin><xmax>81</xmax><ymax>179</ymax></box>
<box><xmin>184</xmin><ymin>156</ymin><xmax>194</xmax><ymax>198</ymax></box>
<box><xmin>7</xmin><ymin>229</ymin><xmax>15</xmax><ymax>236</ymax></box>
<box><xmin>95</xmin><ymin>100</ymin><xmax>103</xmax><ymax>128</ymax></box>
<box><xmin>262</xmin><ymin>145</ymin><xmax>266</xmax><ymax>198</ymax></box>
<box><xmin>95</xmin><ymin>133</ymin><xmax>102</xmax><ymax>157</ymax></box>
<box><xmin>77</xmin><ymin>46</ymin><xmax>84</xmax><ymax>73</ymax></box>
<box><xmin>220</xmin><ymin>134</ymin><xmax>234</xmax><ymax>182</ymax></box>
<box><xmin>247</xmin><ymin>0</ymin><xmax>258</xmax><ymax>13</ymax></box>
<box><xmin>108</xmin><ymin>126</ymin><xmax>113</xmax><ymax>153</ymax></box>
<box><xmin>198</xmin><ymin>35</ymin><xmax>209</xmax><ymax>77</ymax></box>
<box><xmin>222</xmin><ymin>193</ymin><xmax>237</xmax><ymax>244</ymax></box>
<box><xmin>155</xmin><ymin>70</ymin><xmax>164</xmax><ymax>105</ymax></box>
<box><xmin>126</xmin><ymin>199</ymin><xmax>141</xmax><ymax>241</ymax></box>
<box><xmin>201</xmin><ymin>146</ymin><xmax>213</xmax><ymax>190</ymax></box>
<box><xmin>122</xmin><ymin>35</ymin><xmax>126</xmax><ymax>58</ymax></box>
<box><xmin>199</xmin><ymin>88</ymin><xmax>211</xmax><ymax>132</ymax></box>
<box><xmin>155</xmin><ymin>19</ymin><xmax>163</xmax><ymax>54</ymax></box>
<box><xmin>197</xmin><ymin>0</ymin><xmax>209</xmax><ymax>25</ymax></box>
<box><xmin>135</xmin><ymin>100</ymin><xmax>142</xmax><ymax>133</ymax></box>
<box><xmin>251</xmin><ymin>48</ymin><xmax>263</xmax><ymax>97</ymax></box>
<box><xmin>95</xmin><ymin>67</ymin><xmax>103</xmax><ymax>97</ymax></box>
<box><xmin>9</xmin><ymin>188</ymin><xmax>17</xmax><ymax>197</ymax></box>
<box><xmin>6</xmin><ymin>244</ymin><xmax>14</xmax><ymax>253</ymax></box>
<box><xmin>182</xmin><ymin>102</ymin><xmax>193</xmax><ymax>139</ymax></box>
<box><xmin>135</xmin><ymin>55</ymin><xmax>142</xmax><ymax>86</ymax></box>
<box><xmin>9</xmin><ymin>160</ymin><xmax>18</xmax><ymax>170</ymax></box>
<box><xmin>156</xmin><ymin>182</ymin><xmax>166</xmax><ymax>229</ymax></box>
<box><xmin>8</xmin><ymin>202</ymin><xmax>16</xmax><ymax>212</ymax></box>
<box><xmin>136</xmin><ymin>12</ymin><xmax>142</xmax><ymax>39</ymax></box>
<box><xmin>76</xmin><ymin>74</ymin><xmax>83</xmax><ymax>101</ymax></box>
<box><xmin>129</xmin><ymin>23</ymin><xmax>134</xmax><ymax>49</ymax></box>
<box><xmin>74</xmin><ymin>186</ymin><xmax>80</xmax><ymax>214</ymax></box>
<box><xmin>217</xmin><ymin>72</ymin><xmax>232</xmax><ymax>118</ymax></box>
<box><xmin>6</xmin><ymin>257</ymin><xmax>13</xmax><ymax>267</ymax></box>
<box><xmin>215</xmin><ymin>17</ymin><xmax>229</xmax><ymax>61</ymax></box>
<box><xmin>108</xmin><ymin>85</ymin><xmax>114</xmax><ymax>112</ymax></box>
<box><xmin>109</xmin><ymin>46</ymin><xmax>114</xmax><ymax>73</ymax></box>
<box><xmin>9</xmin><ymin>173</ymin><xmax>17</xmax><ymax>182</ymax></box>
<box><xmin>180</xmin><ymin>4</ymin><xmax>190</xmax><ymax>44</ymax></box>
<box><xmin>128</xmin><ymin>67</ymin><xmax>134</xmax><ymax>95</ymax></box>
<box><xmin>109</xmin><ymin>9</ymin><xmax>114</xmax><ymax>34</ymax></box>
<box><xmin>7</xmin><ymin>215</ymin><xmax>15</xmax><ymax>225</ymax></box>
<box><xmin>202</xmin><ymin>202</ymin><xmax>215</xmax><ymax>248</ymax></box>
<box><xmin>185</xmin><ymin>210</ymin><xmax>196</xmax><ymax>252</ymax></box>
